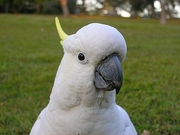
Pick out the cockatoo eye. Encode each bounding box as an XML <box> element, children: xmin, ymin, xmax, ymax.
<box><xmin>77</xmin><ymin>53</ymin><xmax>87</xmax><ymax>64</ymax></box>
<box><xmin>78</xmin><ymin>53</ymin><xmax>85</xmax><ymax>61</ymax></box>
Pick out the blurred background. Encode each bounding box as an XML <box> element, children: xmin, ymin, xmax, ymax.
<box><xmin>0</xmin><ymin>0</ymin><xmax>180</xmax><ymax>135</ymax></box>
<box><xmin>0</xmin><ymin>0</ymin><xmax>180</xmax><ymax>24</ymax></box>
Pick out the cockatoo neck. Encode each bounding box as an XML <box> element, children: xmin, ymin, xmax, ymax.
<box><xmin>50</xmin><ymin>83</ymin><xmax>116</xmax><ymax>111</ymax></box>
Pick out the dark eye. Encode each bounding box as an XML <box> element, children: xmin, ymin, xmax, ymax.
<box><xmin>78</xmin><ymin>53</ymin><xmax>85</xmax><ymax>61</ymax></box>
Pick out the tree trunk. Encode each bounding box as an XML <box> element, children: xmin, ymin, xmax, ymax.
<box><xmin>151</xmin><ymin>2</ymin><xmax>156</xmax><ymax>18</ymax></box>
<box><xmin>59</xmin><ymin>0</ymin><xmax>69</xmax><ymax>17</ymax></box>
<box><xmin>159</xmin><ymin>0</ymin><xmax>168</xmax><ymax>24</ymax></box>
<box><xmin>82</xmin><ymin>0</ymin><xmax>86</xmax><ymax>15</ymax></box>
<box><xmin>5</xmin><ymin>2</ymin><xmax>9</xmax><ymax>13</ymax></box>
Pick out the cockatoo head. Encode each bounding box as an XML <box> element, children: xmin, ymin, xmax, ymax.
<box><xmin>54</xmin><ymin>18</ymin><xmax>127</xmax><ymax>106</ymax></box>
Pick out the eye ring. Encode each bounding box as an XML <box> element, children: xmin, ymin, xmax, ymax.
<box><xmin>77</xmin><ymin>53</ymin><xmax>88</xmax><ymax>64</ymax></box>
<box><xmin>78</xmin><ymin>53</ymin><xmax>85</xmax><ymax>61</ymax></box>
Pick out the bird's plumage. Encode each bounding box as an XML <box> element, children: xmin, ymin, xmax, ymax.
<box><xmin>30</xmin><ymin>18</ymin><xmax>137</xmax><ymax>135</ymax></box>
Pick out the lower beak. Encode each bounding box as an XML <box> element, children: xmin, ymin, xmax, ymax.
<box><xmin>94</xmin><ymin>54</ymin><xmax>123</xmax><ymax>94</ymax></box>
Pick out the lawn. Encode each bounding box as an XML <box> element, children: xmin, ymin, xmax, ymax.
<box><xmin>0</xmin><ymin>14</ymin><xmax>180</xmax><ymax>135</ymax></box>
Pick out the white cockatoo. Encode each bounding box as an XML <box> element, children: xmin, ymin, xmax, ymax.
<box><xmin>30</xmin><ymin>17</ymin><xmax>137</xmax><ymax>135</ymax></box>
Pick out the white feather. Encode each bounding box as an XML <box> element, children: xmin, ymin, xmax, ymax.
<box><xmin>30</xmin><ymin>23</ymin><xmax>137</xmax><ymax>135</ymax></box>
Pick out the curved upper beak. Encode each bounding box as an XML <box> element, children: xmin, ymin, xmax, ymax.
<box><xmin>94</xmin><ymin>54</ymin><xmax>123</xmax><ymax>94</ymax></box>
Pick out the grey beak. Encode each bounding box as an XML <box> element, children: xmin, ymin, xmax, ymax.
<box><xmin>94</xmin><ymin>54</ymin><xmax>123</xmax><ymax>94</ymax></box>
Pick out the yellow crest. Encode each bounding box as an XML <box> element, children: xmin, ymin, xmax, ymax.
<box><xmin>55</xmin><ymin>17</ymin><xmax>68</xmax><ymax>45</ymax></box>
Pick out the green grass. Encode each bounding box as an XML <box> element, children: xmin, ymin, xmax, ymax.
<box><xmin>0</xmin><ymin>14</ymin><xmax>180</xmax><ymax>134</ymax></box>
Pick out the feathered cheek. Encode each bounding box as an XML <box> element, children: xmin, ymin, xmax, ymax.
<box><xmin>85</xmin><ymin>79</ymin><xmax>94</xmax><ymax>90</ymax></box>
<box><xmin>77</xmin><ymin>68</ymin><xmax>94</xmax><ymax>92</ymax></box>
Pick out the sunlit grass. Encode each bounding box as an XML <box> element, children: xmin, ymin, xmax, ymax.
<box><xmin>0</xmin><ymin>14</ymin><xmax>180</xmax><ymax>134</ymax></box>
